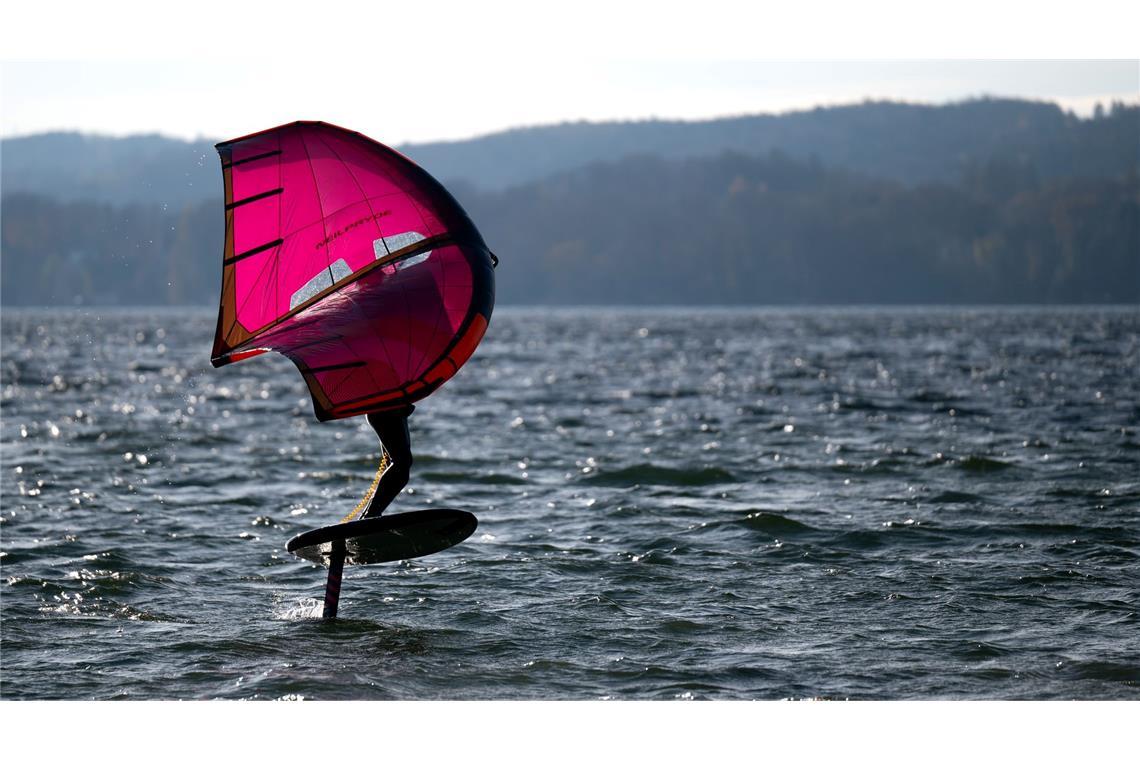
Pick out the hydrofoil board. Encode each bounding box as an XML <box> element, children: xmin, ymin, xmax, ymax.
<box><xmin>286</xmin><ymin>508</ymin><xmax>477</xmax><ymax>566</ymax></box>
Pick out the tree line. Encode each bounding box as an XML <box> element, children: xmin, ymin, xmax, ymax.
<box><xmin>3</xmin><ymin>147</ymin><xmax>1136</xmax><ymax>306</ymax></box>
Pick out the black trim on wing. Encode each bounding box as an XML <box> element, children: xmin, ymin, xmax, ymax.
<box><xmin>222</xmin><ymin>150</ymin><xmax>282</xmax><ymax>168</ymax></box>
<box><xmin>225</xmin><ymin>187</ymin><xmax>283</xmax><ymax>210</ymax></box>
<box><xmin>226</xmin><ymin>238</ymin><xmax>283</xmax><ymax>265</ymax></box>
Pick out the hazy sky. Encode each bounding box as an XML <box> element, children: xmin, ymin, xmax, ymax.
<box><xmin>2</xmin><ymin>2</ymin><xmax>1137</xmax><ymax>145</ymax></box>
<box><xmin>4</xmin><ymin>60</ymin><xmax>1136</xmax><ymax>145</ymax></box>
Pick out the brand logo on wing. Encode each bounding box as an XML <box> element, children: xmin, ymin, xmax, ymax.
<box><xmin>315</xmin><ymin>211</ymin><xmax>391</xmax><ymax>250</ymax></box>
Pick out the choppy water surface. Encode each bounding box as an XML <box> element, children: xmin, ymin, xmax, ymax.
<box><xmin>2</xmin><ymin>306</ymin><xmax>1138</xmax><ymax>700</ymax></box>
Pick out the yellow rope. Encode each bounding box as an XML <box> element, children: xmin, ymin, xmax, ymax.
<box><xmin>340</xmin><ymin>449</ymin><xmax>392</xmax><ymax>523</ymax></box>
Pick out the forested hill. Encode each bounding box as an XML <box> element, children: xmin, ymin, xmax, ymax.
<box><xmin>407</xmin><ymin>98</ymin><xmax>1139</xmax><ymax>191</ymax></box>
<box><xmin>3</xmin><ymin>98</ymin><xmax>1137</xmax><ymax>204</ymax></box>
<box><xmin>465</xmin><ymin>152</ymin><xmax>1138</xmax><ymax>304</ymax></box>
<box><xmin>4</xmin><ymin>148</ymin><xmax>1136</xmax><ymax>307</ymax></box>
<box><xmin>2</xmin><ymin>98</ymin><xmax>1137</xmax><ymax>306</ymax></box>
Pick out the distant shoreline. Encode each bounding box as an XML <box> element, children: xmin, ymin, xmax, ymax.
<box><xmin>4</xmin><ymin>303</ymin><xmax>1138</xmax><ymax>314</ymax></box>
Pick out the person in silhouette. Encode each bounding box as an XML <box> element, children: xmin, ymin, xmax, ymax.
<box><xmin>360</xmin><ymin>405</ymin><xmax>414</xmax><ymax>519</ymax></box>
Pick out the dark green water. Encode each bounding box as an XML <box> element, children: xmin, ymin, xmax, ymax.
<box><xmin>2</xmin><ymin>306</ymin><xmax>1138</xmax><ymax>699</ymax></box>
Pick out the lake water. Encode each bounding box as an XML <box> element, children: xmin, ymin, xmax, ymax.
<box><xmin>2</xmin><ymin>306</ymin><xmax>1138</xmax><ymax>699</ymax></box>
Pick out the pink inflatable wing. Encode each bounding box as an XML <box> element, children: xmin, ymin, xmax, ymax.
<box><xmin>210</xmin><ymin>121</ymin><xmax>496</xmax><ymax>421</ymax></box>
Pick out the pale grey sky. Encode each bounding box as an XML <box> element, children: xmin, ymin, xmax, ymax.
<box><xmin>3</xmin><ymin>60</ymin><xmax>1136</xmax><ymax>145</ymax></box>
<box><xmin>2</xmin><ymin>0</ymin><xmax>1137</xmax><ymax>144</ymax></box>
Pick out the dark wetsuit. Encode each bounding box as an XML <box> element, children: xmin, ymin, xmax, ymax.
<box><xmin>361</xmin><ymin>405</ymin><xmax>414</xmax><ymax>519</ymax></box>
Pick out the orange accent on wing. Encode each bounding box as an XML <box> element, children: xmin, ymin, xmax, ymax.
<box><xmin>425</xmin><ymin>314</ymin><xmax>489</xmax><ymax>385</ymax></box>
<box><xmin>228</xmin><ymin>348</ymin><xmax>270</xmax><ymax>363</ymax></box>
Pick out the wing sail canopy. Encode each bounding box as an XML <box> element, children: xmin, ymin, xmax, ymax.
<box><xmin>211</xmin><ymin>121</ymin><xmax>495</xmax><ymax>420</ymax></box>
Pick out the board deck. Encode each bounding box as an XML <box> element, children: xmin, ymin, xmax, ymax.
<box><xmin>286</xmin><ymin>508</ymin><xmax>477</xmax><ymax>566</ymax></box>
